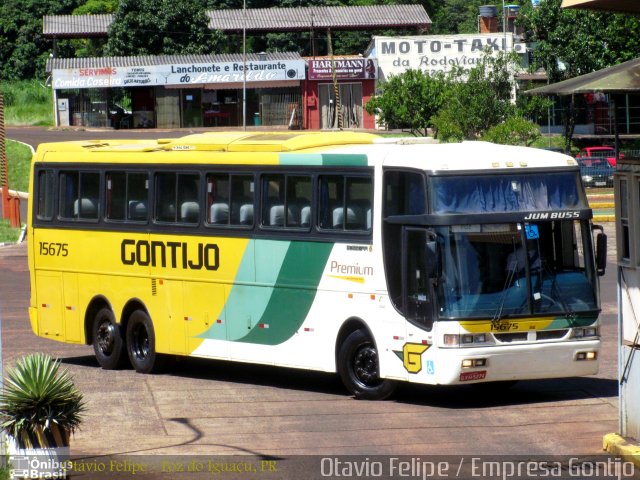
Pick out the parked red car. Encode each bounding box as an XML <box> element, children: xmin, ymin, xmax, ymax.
<box><xmin>576</xmin><ymin>146</ymin><xmax>623</xmax><ymax>167</ymax></box>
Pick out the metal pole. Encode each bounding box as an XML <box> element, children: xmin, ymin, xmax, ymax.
<box><xmin>242</xmin><ymin>0</ymin><xmax>246</xmax><ymax>131</ymax></box>
<box><xmin>0</xmin><ymin>92</ymin><xmax>9</xmax><ymax>222</ymax></box>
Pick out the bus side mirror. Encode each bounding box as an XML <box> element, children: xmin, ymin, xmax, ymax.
<box><xmin>593</xmin><ymin>225</ymin><xmax>607</xmax><ymax>276</ymax></box>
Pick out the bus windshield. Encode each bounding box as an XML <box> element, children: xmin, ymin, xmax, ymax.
<box><xmin>435</xmin><ymin>220</ymin><xmax>598</xmax><ymax>319</ymax></box>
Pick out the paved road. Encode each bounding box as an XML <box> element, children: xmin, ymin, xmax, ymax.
<box><xmin>0</xmin><ymin>224</ymin><xmax>619</xmax><ymax>462</ymax></box>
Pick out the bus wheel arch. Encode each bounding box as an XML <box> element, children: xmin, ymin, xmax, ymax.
<box><xmin>335</xmin><ymin>318</ymin><xmax>396</xmax><ymax>400</ymax></box>
<box><xmin>87</xmin><ymin>297</ymin><xmax>128</xmax><ymax>370</ymax></box>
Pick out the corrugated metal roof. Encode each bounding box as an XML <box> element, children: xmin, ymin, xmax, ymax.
<box><xmin>43</xmin><ymin>5</ymin><xmax>430</xmax><ymax>37</ymax></box>
<box><xmin>46</xmin><ymin>52</ymin><xmax>302</xmax><ymax>71</ymax></box>
<box><xmin>43</xmin><ymin>14</ymin><xmax>112</xmax><ymax>38</ymax></box>
<box><xmin>208</xmin><ymin>5</ymin><xmax>431</xmax><ymax>31</ymax></box>
<box><xmin>525</xmin><ymin>57</ymin><xmax>640</xmax><ymax>96</ymax></box>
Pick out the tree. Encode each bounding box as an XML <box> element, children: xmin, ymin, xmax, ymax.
<box><xmin>517</xmin><ymin>0</ymin><xmax>640</xmax><ymax>151</ymax></box>
<box><xmin>432</xmin><ymin>50</ymin><xmax>519</xmax><ymax>141</ymax></box>
<box><xmin>0</xmin><ymin>0</ymin><xmax>81</xmax><ymax>81</ymax></box>
<box><xmin>364</xmin><ymin>69</ymin><xmax>450</xmax><ymax>136</ymax></box>
<box><xmin>105</xmin><ymin>0</ymin><xmax>224</xmax><ymax>56</ymax></box>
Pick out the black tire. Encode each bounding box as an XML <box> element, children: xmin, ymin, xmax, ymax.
<box><xmin>126</xmin><ymin>310</ymin><xmax>163</xmax><ymax>373</ymax></box>
<box><xmin>337</xmin><ymin>329</ymin><xmax>396</xmax><ymax>400</ymax></box>
<box><xmin>92</xmin><ymin>307</ymin><xmax>128</xmax><ymax>369</ymax></box>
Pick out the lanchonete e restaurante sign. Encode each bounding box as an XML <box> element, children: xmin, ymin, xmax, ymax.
<box><xmin>52</xmin><ymin>59</ymin><xmax>306</xmax><ymax>89</ymax></box>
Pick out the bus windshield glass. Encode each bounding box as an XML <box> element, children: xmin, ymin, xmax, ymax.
<box><xmin>430</xmin><ymin>171</ymin><xmax>586</xmax><ymax>213</ymax></box>
<box><xmin>435</xmin><ymin>221</ymin><xmax>598</xmax><ymax>319</ymax></box>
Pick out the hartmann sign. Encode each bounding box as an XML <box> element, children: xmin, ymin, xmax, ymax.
<box><xmin>307</xmin><ymin>58</ymin><xmax>377</xmax><ymax>81</ymax></box>
<box><xmin>52</xmin><ymin>60</ymin><xmax>306</xmax><ymax>89</ymax></box>
<box><xmin>372</xmin><ymin>34</ymin><xmax>520</xmax><ymax>80</ymax></box>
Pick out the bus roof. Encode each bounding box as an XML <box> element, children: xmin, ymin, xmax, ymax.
<box><xmin>34</xmin><ymin>132</ymin><xmax>577</xmax><ymax>171</ymax></box>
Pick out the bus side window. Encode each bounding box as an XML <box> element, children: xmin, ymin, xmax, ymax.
<box><xmin>231</xmin><ymin>175</ymin><xmax>254</xmax><ymax>226</ymax></box>
<box><xmin>207</xmin><ymin>174</ymin><xmax>230</xmax><ymax>225</ymax></box>
<box><xmin>127</xmin><ymin>173</ymin><xmax>148</xmax><ymax>221</ymax></box>
<box><xmin>383</xmin><ymin>170</ymin><xmax>426</xmax><ymax>217</ymax></box>
<box><xmin>59</xmin><ymin>171</ymin><xmax>99</xmax><ymax>221</ymax></box>
<box><xmin>319</xmin><ymin>175</ymin><xmax>372</xmax><ymax>231</ymax></box>
<box><xmin>155</xmin><ymin>172</ymin><xmax>200</xmax><ymax>224</ymax></box>
<box><xmin>178</xmin><ymin>174</ymin><xmax>200</xmax><ymax>224</ymax></box>
<box><xmin>36</xmin><ymin>170</ymin><xmax>55</xmax><ymax>221</ymax></box>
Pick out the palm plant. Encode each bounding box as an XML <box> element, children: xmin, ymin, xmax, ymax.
<box><xmin>0</xmin><ymin>354</ymin><xmax>85</xmax><ymax>449</ymax></box>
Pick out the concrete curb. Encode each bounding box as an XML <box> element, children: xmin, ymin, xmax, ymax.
<box><xmin>603</xmin><ymin>433</ymin><xmax>640</xmax><ymax>466</ymax></box>
<box><xmin>593</xmin><ymin>215</ymin><xmax>615</xmax><ymax>223</ymax></box>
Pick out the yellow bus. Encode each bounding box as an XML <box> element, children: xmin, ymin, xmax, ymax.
<box><xmin>28</xmin><ymin>132</ymin><xmax>606</xmax><ymax>399</ymax></box>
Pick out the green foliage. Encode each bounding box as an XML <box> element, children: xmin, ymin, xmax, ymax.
<box><xmin>518</xmin><ymin>0</ymin><xmax>640</xmax><ymax>81</ymax></box>
<box><xmin>0</xmin><ymin>354</ymin><xmax>85</xmax><ymax>448</ymax></box>
<box><xmin>429</xmin><ymin>0</ymin><xmax>491</xmax><ymax>34</ymax></box>
<box><xmin>73</xmin><ymin>0</ymin><xmax>117</xmax><ymax>14</ymax></box>
<box><xmin>7</xmin><ymin>139</ymin><xmax>33</xmax><ymax>193</ymax></box>
<box><xmin>0</xmin><ymin>0</ymin><xmax>81</xmax><ymax>81</ymax></box>
<box><xmin>1</xmin><ymin>80</ymin><xmax>53</xmax><ymax>127</ymax></box>
<box><xmin>365</xmin><ymin>69</ymin><xmax>450</xmax><ymax>136</ymax></box>
<box><xmin>0</xmin><ymin>220</ymin><xmax>21</xmax><ymax>244</ymax></box>
<box><xmin>432</xmin><ymin>50</ymin><xmax>519</xmax><ymax>140</ymax></box>
<box><xmin>429</xmin><ymin>108</ymin><xmax>463</xmax><ymax>143</ymax></box>
<box><xmin>482</xmin><ymin>116</ymin><xmax>541</xmax><ymax>146</ymax></box>
<box><xmin>105</xmin><ymin>0</ymin><xmax>225</xmax><ymax>56</ymax></box>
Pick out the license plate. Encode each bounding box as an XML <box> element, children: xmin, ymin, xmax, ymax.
<box><xmin>595</xmin><ymin>182</ymin><xmax>606</xmax><ymax>186</ymax></box>
<box><xmin>459</xmin><ymin>371</ymin><xmax>487</xmax><ymax>382</ymax></box>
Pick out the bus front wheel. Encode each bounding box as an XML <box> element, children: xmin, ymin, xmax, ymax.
<box><xmin>338</xmin><ymin>329</ymin><xmax>396</xmax><ymax>400</ymax></box>
<box><xmin>92</xmin><ymin>307</ymin><xmax>128</xmax><ymax>369</ymax></box>
<box><xmin>126</xmin><ymin>310</ymin><xmax>162</xmax><ymax>374</ymax></box>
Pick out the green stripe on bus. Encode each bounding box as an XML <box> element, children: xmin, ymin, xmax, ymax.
<box><xmin>546</xmin><ymin>315</ymin><xmax>599</xmax><ymax>329</ymax></box>
<box><xmin>280</xmin><ymin>153</ymin><xmax>368</xmax><ymax>166</ymax></box>
<box><xmin>237</xmin><ymin>241</ymin><xmax>334</xmax><ymax>345</ymax></box>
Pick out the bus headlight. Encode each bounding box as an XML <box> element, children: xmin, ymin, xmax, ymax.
<box><xmin>443</xmin><ymin>334</ymin><xmax>494</xmax><ymax>347</ymax></box>
<box><xmin>571</xmin><ymin>326</ymin><xmax>599</xmax><ymax>339</ymax></box>
<box><xmin>576</xmin><ymin>351</ymin><xmax>597</xmax><ymax>361</ymax></box>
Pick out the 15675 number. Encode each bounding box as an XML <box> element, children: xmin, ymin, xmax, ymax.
<box><xmin>39</xmin><ymin>242</ymin><xmax>68</xmax><ymax>257</ymax></box>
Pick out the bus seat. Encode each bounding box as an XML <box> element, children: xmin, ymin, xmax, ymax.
<box><xmin>333</xmin><ymin>207</ymin><xmax>357</xmax><ymax>229</ymax></box>
<box><xmin>239</xmin><ymin>204</ymin><xmax>253</xmax><ymax>225</ymax></box>
<box><xmin>269</xmin><ymin>205</ymin><xmax>286</xmax><ymax>226</ymax></box>
<box><xmin>73</xmin><ymin>198</ymin><xmax>98</xmax><ymax>218</ymax></box>
<box><xmin>180</xmin><ymin>201</ymin><xmax>200</xmax><ymax>223</ymax></box>
<box><xmin>210</xmin><ymin>202</ymin><xmax>229</xmax><ymax>224</ymax></box>
<box><xmin>269</xmin><ymin>205</ymin><xmax>299</xmax><ymax>226</ymax></box>
<box><xmin>300</xmin><ymin>205</ymin><xmax>311</xmax><ymax>227</ymax></box>
<box><xmin>128</xmin><ymin>200</ymin><xmax>147</xmax><ymax>220</ymax></box>
<box><xmin>367</xmin><ymin>208</ymin><xmax>372</xmax><ymax>230</ymax></box>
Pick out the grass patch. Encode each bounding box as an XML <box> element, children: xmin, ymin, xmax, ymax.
<box><xmin>7</xmin><ymin>139</ymin><xmax>32</xmax><ymax>193</ymax></box>
<box><xmin>1</xmin><ymin>79</ymin><xmax>53</xmax><ymax>127</ymax></box>
<box><xmin>0</xmin><ymin>219</ymin><xmax>21</xmax><ymax>244</ymax></box>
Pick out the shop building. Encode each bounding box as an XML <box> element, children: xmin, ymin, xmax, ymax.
<box><xmin>43</xmin><ymin>5</ymin><xmax>431</xmax><ymax>130</ymax></box>
<box><xmin>47</xmin><ymin>53</ymin><xmax>306</xmax><ymax>129</ymax></box>
<box><xmin>303</xmin><ymin>57</ymin><xmax>377</xmax><ymax>130</ymax></box>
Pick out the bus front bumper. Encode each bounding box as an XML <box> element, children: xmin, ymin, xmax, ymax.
<box><xmin>432</xmin><ymin>340</ymin><xmax>600</xmax><ymax>385</ymax></box>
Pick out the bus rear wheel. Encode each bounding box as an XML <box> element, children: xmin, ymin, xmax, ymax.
<box><xmin>93</xmin><ymin>307</ymin><xmax>128</xmax><ymax>369</ymax></box>
<box><xmin>126</xmin><ymin>310</ymin><xmax>163</xmax><ymax>374</ymax></box>
<box><xmin>338</xmin><ymin>329</ymin><xmax>396</xmax><ymax>400</ymax></box>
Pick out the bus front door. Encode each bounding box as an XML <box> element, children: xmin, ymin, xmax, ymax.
<box><xmin>402</xmin><ymin>227</ymin><xmax>436</xmax><ymax>330</ymax></box>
